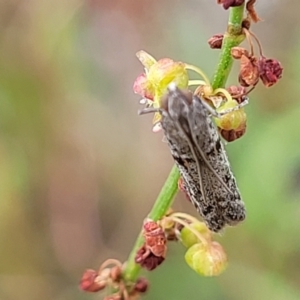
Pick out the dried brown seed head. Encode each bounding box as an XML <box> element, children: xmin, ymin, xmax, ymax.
<box><xmin>79</xmin><ymin>269</ymin><xmax>107</xmax><ymax>293</ymax></box>
<box><xmin>239</xmin><ymin>54</ymin><xmax>259</xmax><ymax>87</ymax></box>
<box><xmin>231</xmin><ymin>47</ymin><xmax>249</xmax><ymax>59</ymax></box>
<box><xmin>218</xmin><ymin>0</ymin><xmax>245</xmax><ymax>10</ymax></box>
<box><xmin>258</xmin><ymin>57</ymin><xmax>283</xmax><ymax>87</ymax></box>
<box><xmin>242</xmin><ymin>18</ymin><xmax>251</xmax><ymax>30</ymax></box>
<box><xmin>246</xmin><ymin>0</ymin><xmax>261</xmax><ymax>23</ymax></box>
<box><xmin>133</xmin><ymin>277</ymin><xmax>149</xmax><ymax>293</ymax></box>
<box><xmin>135</xmin><ymin>246</ymin><xmax>165</xmax><ymax>271</ymax></box>
<box><xmin>208</xmin><ymin>34</ymin><xmax>224</xmax><ymax>49</ymax></box>
<box><xmin>110</xmin><ymin>265</ymin><xmax>122</xmax><ymax>282</ymax></box>
<box><xmin>219</xmin><ymin>123</ymin><xmax>247</xmax><ymax>142</ymax></box>
<box><xmin>226</xmin><ymin>85</ymin><xmax>247</xmax><ymax>104</ymax></box>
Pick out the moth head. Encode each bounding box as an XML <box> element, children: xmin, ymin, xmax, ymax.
<box><xmin>160</xmin><ymin>83</ymin><xmax>193</xmax><ymax>113</ymax></box>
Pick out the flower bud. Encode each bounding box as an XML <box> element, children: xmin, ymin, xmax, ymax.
<box><xmin>133</xmin><ymin>73</ymin><xmax>154</xmax><ymax>100</ymax></box>
<box><xmin>134</xmin><ymin>51</ymin><xmax>189</xmax><ymax>114</ymax></box>
<box><xmin>215</xmin><ymin>100</ymin><xmax>247</xmax><ymax>131</ymax></box>
<box><xmin>218</xmin><ymin>0</ymin><xmax>245</xmax><ymax>10</ymax></box>
<box><xmin>219</xmin><ymin>124</ymin><xmax>247</xmax><ymax>142</ymax></box>
<box><xmin>258</xmin><ymin>56</ymin><xmax>283</xmax><ymax>87</ymax></box>
<box><xmin>147</xmin><ymin>58</ymin><xmax>188</xmax><ymax>103</ymax></box>
<box><xmin>185</xmin><ymin>242</ymin><xmax>227</xmax><ymax>276</ymax></box>
<box><xmin>226</xmin><ymin>85</ymin><xmax>247</xmax><ymax>104</ymax></box>
<box><xmin>136</xmin><ymin>50</ymin><xmax>157</xmax><ymax>70</ymax></box>
<box><xmin>180</xmin><ymin>222</ymin><xmax>211</xmax><ymax>248</ymax></box>
<box><xmin>238</xmin><ymin>54</ymin><xmax>259</xmax><ymax>87</ymax></box>
<box><xmin>134</xmin><ymin>277</ymin><xmax>149</xmax><ymax>293</ymax></box>
<box><xmin>231</xmin><ymin>47</ymin><xmax>249</xmax><ymax>59</ymax></box>
<box><xmin>79</xmin><ymin>269</ymin><xmax>107</xmax><ymax>292</ymax></box>
<box><xmin>143</xmin><ymin>220</ymin><xmax>167</xmax><ymax>258</ymax></box>
<box><xmin>135</xmin><ymin>246</ymin><xmax>165</xmax><ymax>271</ymax></box>
<box><xmin>208</xmin><ymin>34</ymin><xmax>224</xmax><ymax>49</ymax></box>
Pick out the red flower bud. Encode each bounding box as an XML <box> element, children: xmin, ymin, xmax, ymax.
<box><xmin>79</xmin><ymin>269</ymin><xmax>107</xmax><ymax>293</ymax></box>
<box><xmin>208</xmin><ymin>34</ymin><xmax>224</xmax><ymax>49</ymax></box>
<box><xmin>219</xmin><ymin>124</ymin><xmax>247</xmax><ymax>142</ymax></box>
<box><xmin>143</xmin><ymin>220</ymin><xmax>167</xmax><ymax>258</ymax></box>
<box><xmin>185</xmin><ymin>241</ymin><xmax>227</xmax><ymax>276</ymax></box>
<box><xmin>135</xmin><ymin>246</ymin><xmax>164</xmax><ymax>271</ymax></box>
<box><xmin>246</xmin><ymin>0</ymin><xmax>261</xmax><ymax>23</ymax></box>
<box><xmin>231</xmin><ymin>47</ymin><xmax>249</xmax><ymax>60</ymax></box>
<box><xmin>258</xmin><ymin>56</ymin><xmax>283</xmax><ymax>87</ymax></box>
<box><xmin>133</xmin><ymin>277</ymin><xmax>149</xmax><ymax>293</ymax></box>
<box><xmin>217</xmin><ymin>0</ymin><xmax>245</xmax><ymax>10</ymax></box>
<box><xmin>133</xmin><ymin>73</ymin><xmax>154</xmax><ymax>100</ymax></box>
<box><xmin>226</xmin><ymin>85</ymin><xmax>247</xmax><ymax>104</ymax></box>
<box><xmin>238</xmin><ymin>54</ymin><xmax>259</xmax><ymax>87</ymax></box>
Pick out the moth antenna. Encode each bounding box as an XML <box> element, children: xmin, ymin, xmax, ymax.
<box><xmin>138</xmin><ymin>107</ymin><xmax>160</xmax><ymax>115</ymax></box>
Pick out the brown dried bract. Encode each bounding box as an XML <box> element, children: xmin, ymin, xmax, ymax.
<box><xmin>143</xmin><ymin>220</ymin><xmax>167</xmax><ymax>257</ymax></box>
<box><xmin>242</xmin><ymin>18</ymin><xmax>251</xmax><ymax>30</ymax></box>
<box><xmin>231</xmin><ymin>47</ymin><xmax>249</xmax><ymax>60</ymax></box>
<box><xmin>219</xmin><ymin>123</ymin><xmax>247</xmax><ymax>142</ymax></box>
<box><xmin>133</xmin><ymin>277</ymin><xmax>149</xmax><ymax>293</ymax></box>
<box><xmin>226</xmin><ymin>85</ymin><xmax>247</xmax><ymax>104</ymax></box>
<box><xmin>135</xmin><ymin>220</ymin><xmax>167</xmax><ymax>271</ymax></box>
<box><xmin>208</xmin><ymin>34</ymin><xmax>224</xmax><ymax>49</ymax></box>
<box><xmin>258</xmin><ymin>57</ymin><xmax>283</xmax><ymax>87</ymax></box>
<box><xmin>217</xmin><ymin>0</ymin><xmax>245</xmax><ymax>10</ymax></box>
<box><xmin>135</xmin><ymin>246</ymin><xmax>165</xmax><ymax>271</ymax></box>
<box><xmin>246</xmin><ymin>0</ymin><xmax>261</xmax><ymax>23</ymax></box>
<box><xmin>239</xmin><ymin>54</ymin><xmax>259</xmax><ymax>87</ymax></box>
<box><xmin>80</xmin><ymin>269</ymin><xmax>107</xmax><ymax>292</ymax></box>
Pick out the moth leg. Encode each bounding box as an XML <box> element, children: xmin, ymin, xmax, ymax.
<box><xmin>138</xmin><ymin>107</ymin><xmax>161</xmax><ymax>115</ymax></box>
<box><xmin>200</xmin><ymin>97</ymin><xmax>249</xmax><ymax>118</ymax></box>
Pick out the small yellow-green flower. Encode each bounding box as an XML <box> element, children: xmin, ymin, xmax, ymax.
<box><xmin>133</xmin><ymin>50</ymin><xmax>189</xmax><ymax>111</ymax></box>
<box><xmin>215</xmin><ymin>100</ymin><xmax>247</xmax><ymax>131</ymax></box>
<box><xmin>180</xmin><ymin>221</ymin><xmax>211</xmax><ymax>248</ymax></box>
<box><xmin>185</xmin><ymin>241</ymin><xmax>227</xmax><ymax>276</ymax></box>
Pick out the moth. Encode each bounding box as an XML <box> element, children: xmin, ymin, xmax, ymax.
<box><xmin>140</xmin><ymin>83</ymin><xmax>246</xmax><ymax>232</ymax></box>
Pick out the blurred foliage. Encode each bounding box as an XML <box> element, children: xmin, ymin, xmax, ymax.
<box><xmin>0</xmin><ymin>0</ymin><xmax>299</xmax><ymax>299</ymax></box>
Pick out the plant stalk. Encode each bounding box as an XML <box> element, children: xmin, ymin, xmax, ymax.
<box><xmin>122</xmin><ymin>3</ymin><xmax>246</xmax><ymax>286</ymax></box>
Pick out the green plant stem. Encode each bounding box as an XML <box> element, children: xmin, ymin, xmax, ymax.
<box><xmin>122</xmin><ymin>4</ymin><xmax>246</xmax><ymax>286</ymax></box>
<box><xmin>211</xmin><ymin>4</ymin><xmax>245</xmax><ymax>89</ymax></box>
<box><xmin>122</xmin><ymin>165</ymin><xmax>180</xmax><ymax>283</ymax></box>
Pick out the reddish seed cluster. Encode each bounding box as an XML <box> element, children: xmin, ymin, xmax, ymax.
<box><xmin>231</xmin><ymin>46</ymin><xmax>283</xmax><ymax>89</ymax></box>
<box><xmin>79</xmin><ymin>260</ymin><xmax>149</xmax><ymax>299</ymax></box>
<box><xmin>208</xmin><ymin>34</ymin><xmax>224</xmax><ymax>49</ymax></box>
<box><xmin>217</xmin><ymin>0</ymin><xmax>245</xmax><ymax>10</ymax></box>
<box><xmin>207</xmin><ymin>6</ymin><xmax>283</xmax><ymax>142</ymax></box>
<box><xmin>135</xmin><ymin>220</ymin><xmax>167</xmax><ymax>271</ymax></box>
<box><xmin>217</xmin><ymin>0</ymin><xmax>260</xmax><ymax>23</ymax></box>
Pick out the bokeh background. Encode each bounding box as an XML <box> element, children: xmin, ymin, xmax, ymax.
<box><xmin>0</xmin><ymin>1</ymin><xmax>299</xmax><ymax>299</ymax></box>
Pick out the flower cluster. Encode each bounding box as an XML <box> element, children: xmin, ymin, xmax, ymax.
<box><xmin>135</xmin><ymin>219</ymin><xmax>167</xmax><ymax>270</ymax></box>
<box><xmin>217</xmin><ymin>0</ymin><xmax>260</xmax><ymax>23</ymax></box>
<box><xmin>217</xmin><ymin>0</ymin><xmax>245</xmax><ymax>10</ymax></box>
<box><xmin>134</xmin><ymin>50</ymin><xmax>249</xmax><ymax>141</ymax></box>
<box><xmin>133</xmin><ymin>51</ymin><xmax>189</xmax><ymax>130</ymax></box>
<box><xmin>79</xmin><ymin>259</ymin><xmax>148</xmax><ymax>299</ymax></box>
<box><xmin>135</xmin><ymin>215</ymin><xmax>228</xmax><ymax>276</ymax></box>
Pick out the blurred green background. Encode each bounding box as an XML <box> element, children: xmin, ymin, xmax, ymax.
<box><xmin>0</xmin><ymin>1</ymin><xmax>299</xmax><ymax>299</ymax></box>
